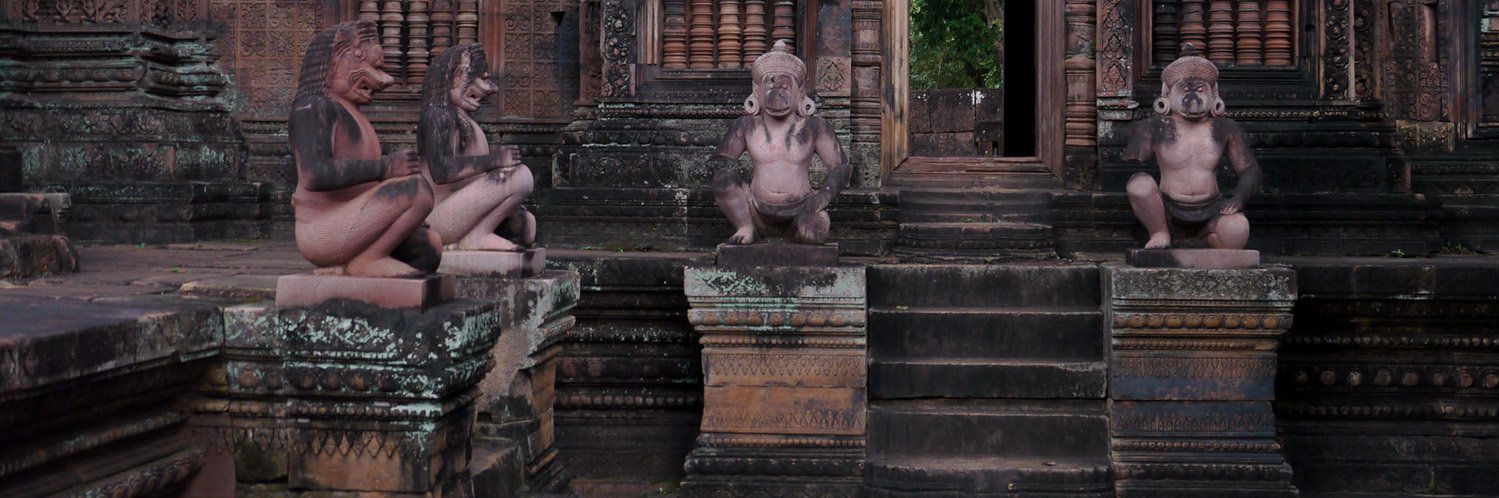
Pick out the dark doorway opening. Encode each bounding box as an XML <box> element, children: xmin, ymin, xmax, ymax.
<box><xmin>1002</xmin><ymin>0</ymin><xmax>1035</xmax><ymax>157</ymax></box>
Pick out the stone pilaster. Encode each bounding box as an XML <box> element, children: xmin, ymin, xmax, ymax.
<box><xmin>455</xmin><ymin>270</ymin><xmax>581</xmax><ymax>494</ymax></box>
<box><xmin>681</xmin><ymin>264</ymin><xmax>867</xmax><ymax>497</ymax></box>
<box><xmin>1104</xmin><ymin>263</ymin><xmax>1298</xmax><ymax>497</ymax></box>
<box><xmin>210</xmin><ymin>299</ymin><xmax>501</xmax><ymax>496</ymax></box>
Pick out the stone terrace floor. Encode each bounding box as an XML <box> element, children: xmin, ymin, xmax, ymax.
<box><xmin>2</xmin><ymin>241</ymin><xmax>1496</xmax><ymax>324</ymax></box>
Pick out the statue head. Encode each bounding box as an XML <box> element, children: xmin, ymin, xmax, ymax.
<box><xmin>745</xmin><ymin>40</ymin><xmax>816</xmax><ymax>119</ymax></box>
<box><xmin>424</xmin><ymin>43</ymin><xmax>496</xmax><ymax>113</ymax></box>
<box><xmin>1154</xmin><ymin>43</ymin><xmax>1224</xmax><ymax>121</ymax></box>
<box><xmin>294</xmin><ymin>21</ymin><xmax>394</xmax><ymax>106</ymax></box>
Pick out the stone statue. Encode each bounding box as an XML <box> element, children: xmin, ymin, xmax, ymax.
<box><xmin>1124</xmin><ymin>44</ymin><xmax>1261</xmax><ymax>250</ymax></box>
<box><xmin>288</xmin><ymin>21</ymin><xmax>441</xmax><ymax>277</ymax></box>
<box><xmin>418</xmin><ymin>43</ymin><xmax>536</xmax><ymax>251</ymax></box>
<box><xmin>711</xmin><ymin>40</ymin><xmax>850</xmax><ymax>245</ymax></box>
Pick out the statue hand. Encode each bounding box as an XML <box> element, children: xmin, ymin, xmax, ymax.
<box><xmin>811</xmin><ymin>189</ymin><xmax>834</xmax><ymax>212</ymax></box>
<box><xmin>384</xmin><ymin>150</ymin><xmax>421</xmax><ymax>178</ymax></box>
<box><xmin>1220</xmin><ymin>197</ymin><xmax>1245</xmax><ymax>215</ymax></box>
<box><xmin>502</xmin><ymin>145</ymin><xmax>524</xmax><ymax>169</ymax></box>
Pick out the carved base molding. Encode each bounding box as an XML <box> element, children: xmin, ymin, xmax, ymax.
<box><xmin>1105</xmin><ymin>264</ymin><xmax>1298</xmax><ymax>497</ymax></box>
<box><xmin>205</xmin><ymin>299</ymin><xmax>502</xmax><ymax>495</ymax></box>
<box><xmin>682</xmin><ymin>263</ymin><xmax>868</xmax><ymax>498</ymax></box>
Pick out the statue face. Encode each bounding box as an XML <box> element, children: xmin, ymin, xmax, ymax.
<box><xmin>1168</xmin><ymin>76</ymin><xmax>1215</xmax><ymax>121</ymax></box>
<box><xmin>758</xmin><ymin>72</ymin><xmax>800</xmax><ymax>119</ymax></box>
<box><xmin>448</xmin><ymin>53</ymin><xmax>497</xmax><ymax>112</ymax></box>
<box><xmin>328</xmin><ymin>41</ymin><xmax>396</xmax><ymax>105</ymax></box>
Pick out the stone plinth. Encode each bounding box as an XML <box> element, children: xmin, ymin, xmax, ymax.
<box><xmin>206</xmin><ymin>299</ymin><xmax>501</xmax><ymax>495</ymax></box>
<box><xmin>716</xmin><ymin>242</ymin><xmax>839</xmax><ymax>266</ymax></box>
<box><xmin>440</xmin><ymin>248</ymin><xmax>547</xmax><ymax>277</ymax></box>
<box><xmin>682</xmin><ymin>262</ymin><xmax>867</xmax><ymax>497</ymax></box>
<box><xmin>454</xmin><ymin>270</ymin><xmax>581</xmax><ymax>494</ymax></box>
<box><xmin>0</xmin><ymin>295</ymin><xmax>223</xmax><ymax>497</ymax></box>
<box><xmin>0</xmin><ymin>192</ymin><xmax>79</xmax><ymax>278</ymax></box>
<box><xmin>1104</xmin><ymin>263</ymin><xmax>1298</xmax><ymax>497</ymax></box>
<box><xmin>1127</xmin><ymin>248</ymin><xmax>1261</xmax><ymax>269</ymax></box>
<box><xmin>275</xmin><ymin>273</ymin><xmax>455</xmax><ymax>310</ymax></box>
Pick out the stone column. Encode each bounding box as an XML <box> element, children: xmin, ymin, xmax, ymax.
<box><xmin>682</xmin><ymin>257</ymin><xmax>867</xmax><ymax>497</ymax></box>
<box><xmin>1104</xmin><ymin>263</ymin><xmax>1298</xmax><ymax>497</ymax></box>
<box><xmin>455</xmin><ymin>270</ymin><xmax>582</xmax><ymax>495</ymax></box>
<box><xmin>216</xmin><ymin>299</ymin><xmax>501</xmax><ymax>495</ymax></box>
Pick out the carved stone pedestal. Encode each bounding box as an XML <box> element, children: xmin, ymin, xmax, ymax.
<box><xmin>209</xmin><ymin>298</ymin><xmax>501</xmax><ymax>496</ymax></box>
<box><xmin>275</xmin><ymin>273</ymin><xmax>455</xmax><ymax>310</ymax></box>
<box><xmin>454</xmin><ymin>270</ymin><xmax>580</xmax><ymax>494</ymax></box>
<box><xmin>1104</xmin><ymin>263</ymin><xmax>1298</xmax><ymax>497</ymax></box>
<box><xmin>0</xmin><ymin>192</ymin><xmax>79</xmax><ymax>278</ymax></box>
<box><xmin>681</xmin><ymin>262</ymin><xmax>867</xmax><ymax>498</ymax></box>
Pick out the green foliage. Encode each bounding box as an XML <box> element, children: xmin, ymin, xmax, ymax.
<box><xmin>910</xmin><ymin>0</ymin><xmax>1005</xmax><ymax>90</ymax></box>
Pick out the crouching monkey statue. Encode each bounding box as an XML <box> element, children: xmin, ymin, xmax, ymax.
<box><xmin>418</xmin><ymin>43</ymin><xmax>536</xmax><ymax>251</ymax></box>
<box><xmin>1124</xmin><ymin>44</ymin><xmax>1262</xmax><ymax>250</ymax></box>
<box><xmin>711</xmin><ymin>40</ymin><xmax>850</xmax><ymax>245</ymax></box>
<box><xmin>289</xmin><ymin>20</ymin><xmax>441</xmax><ymax>277</ymax></box>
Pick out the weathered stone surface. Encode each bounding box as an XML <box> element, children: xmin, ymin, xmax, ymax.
<box><xmin>716</xmin><ymin>242</ymin><xmax>838</xmax><ymax>266</ymax></box>
<box><xmin>440</xmin><ymin>248</ymin><xmax>547</xmax><ymax>277</ymax></box>
<box><xmin>0</xmin><ymin>295</ymin><xmax>223</xmax><ymax>497</ymax></box>
<box><xmin>202</xmin><ymin>299</ymin><xmax>502</xmax><ymax>494</ymax></box>
<box><xmin>1104</xmin><ymin>263</ymin><xmax>1297</xmax><ymax>497</ymax></box>
<box><xmin>547</xmin><ymin>250</ymin><xmax>708</xmax><ymax>487</ymax></box>
<box><xmin>682</xmin><ymin>264</ymin><xmax>867</xmax><ymax>497</ymax></box>
<box><xmin>1276</xmin><ymin>256</ymin><xmax>1499</xmax><ymax>496</ymax></box>
<box><xmin>1127</xmin><ymin>248</ymin><xmax>1260</xmax><ymax>269</ymax></box>
<box><xmin>456</xmin><ymin>269</ymin><xmax>580</xmax><ymax>493</ymax></box>
<box><xmin>275</xmin><ymin>273</ymin><xmax>455</xmax><ymax>310</ymax></box>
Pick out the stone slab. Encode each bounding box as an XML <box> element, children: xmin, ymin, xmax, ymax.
<box><xmin>716</xmin><ymin>242</ymin><xmax>839</xmax><ymax>266</ymax></box>
<box><xmin>274</xmin><ymin>273</ymin><xmax>454</xmax><ymax>310</ymax></box>
<box><xmin>439</xmin><ymin>248</ymin><xmax>546</xmax><ymax>277</ymax></box>
<box><xmin>1127</xmin><ymin>248</ymin><xmax>1261</xmax><ymax>269</ymax></box>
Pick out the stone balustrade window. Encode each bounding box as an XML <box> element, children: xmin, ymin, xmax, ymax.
<box><xmin>1146</xmin><ymin>0</ymin><xmax>1298</xmax><ymax>67</ymax></box>
<box><xmin>358</xmin><ymin>0</ymin><xmax>483</xmax><ymax>86</ymax></box>
<box><xmin>657</xmin><ymin>0</ymin><xmax>798</xmax><ymax>70</ymax></box>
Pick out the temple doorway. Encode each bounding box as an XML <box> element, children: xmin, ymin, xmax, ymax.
<box><xmin>882</xmin><ymin>0</ymin><xmax>1063</xmax><ymax>177</ymax></box>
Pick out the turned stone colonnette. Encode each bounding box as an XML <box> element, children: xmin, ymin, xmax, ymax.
<box><xmin>711</xmin><ymin>40</ymin><xmax>851</xmax><ymax>247</ymax></box>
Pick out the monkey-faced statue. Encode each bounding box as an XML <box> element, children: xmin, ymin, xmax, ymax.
<box><xmin>288</xmin><ymin>21</ymin><xmax>441</xmax><ymax>278</ymax></box>
<box><xmin>418</xmin><ymin>44</ymin><xmax>536</xmax><ymax>252</ymax></box>
<box><xmin>710</xmin><ymin>40</ymin><xmax>850</xmax><ymax>246</ymax></box>
<box><xmin>1123</xmin><ymin>44</ymin><xmax>1262</xmax><ymax>250</ymax></box>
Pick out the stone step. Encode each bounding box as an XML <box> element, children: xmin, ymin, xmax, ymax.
<box><xmin>900</xmin><ymin>210</ymin><xmax>1049</xmax><ymax>224</ymax></box>
<box><xmin>897</xmin><ymin>222</ymin><xmax>1056</xmax><ymax>251</ymax></box>
<box><xmin>869</xmin><ymin>399</ymin><xmax>1109</xmax><ymax>458</ymax></box>
<box><xmin>900</xmin><ymin>188</ymin><xmax>1054</xmax><ymax>204</ymax></box>
<box><xmin>864</xmin><ymin>456</ymin><xmax>1113</xmax><ymax>497</ymax></box>
<box><xmin>868</xmin><ymin>264</ymin><xmax>1100</xmax><ymax>308</ymax></box>
<box><xmin>870</xmin><ymin>358</ymin><xmax>1106</xmax><ymax>399</ymax></box>
<box><xmin>868</xmin><ymin>307</ymin><xmax>1102</xmax><ymax>360</ymax></box>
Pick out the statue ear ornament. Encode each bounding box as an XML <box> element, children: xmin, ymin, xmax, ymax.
<box><xmin>744</xmin><ymin>94</ymin><xmax>760</xmax><ymax>115</ymax></box>
<box><xmin>1212</xmin><ymin>98</ymin><xmax>1227</xmax><ymax>117</ymax></box>
<box><xmin>1153</xmin><ymin>96</ymin><xmax>1172</xmax><ymax>116</ymax></box>
<box><xmin>799</xmin><ymin>96</ymin><xmax>817</xmax><ymax>116</ymax></box>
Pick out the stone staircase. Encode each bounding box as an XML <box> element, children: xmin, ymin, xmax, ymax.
<box><xmin>864</xmin><ymin>264</ymin><xmax>1112</xmax><ymax>497</ymax></box>
<box><xmin>890</xmin><ymin>161</ymin><xmax>1064</xmax><ymax>262</ymax></box>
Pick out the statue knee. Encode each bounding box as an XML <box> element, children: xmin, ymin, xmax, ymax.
<box><xmin>1218</xmin><ymin>212</ymin><xmax>1249</xmax><ymax>234</ymax></box>
<box><xmin>512</xmin><ymin>163</ymin><xmax>535</xmax><ymax>195</ymax></box>
<box><xmin>713</xmin><ymin>166</ymin><xmax>745</xmax><ymax>193</ymax></box>
<box><xmin>794</xmin><ymin>211</ymin><xmax>830</xmax><ymax>244</ymax></box>
<box><xmin>1126</xmin><ymin>172</ymin><xmax>1158</xmax><ymax>199</ymax></box>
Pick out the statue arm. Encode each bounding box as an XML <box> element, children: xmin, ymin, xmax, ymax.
<box><xmin>419</xmin><ymin>108</ymin><xmax>505</xmax><ymax>185</ymax></box>
<box><xmin>712</xmin><ymin>117</ymin><xmax>751</xmax><ymax>161</ymax></box>
<box><xmin>1122</xmin><ymin>118</ymin><xmax>1156</xmax><ymax>164</ymax></box>
<box><xmin>813</xmin><ymin>117</ymin><xmax>851</xmax><ymax>209</ymax></box>
<box><xmin>1221</xmin><ymin>119</ymin><xmax>1261</xmax><ymax>214</ymax></box>
<box><xmin>289</xmin><ymin>97</ymin><xmax>390</xmax><ymax>192</ymax></box>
